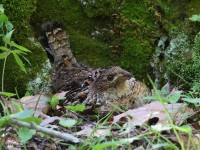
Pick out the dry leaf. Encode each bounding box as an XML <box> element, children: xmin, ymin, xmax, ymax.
<box><xmin>76</xmin><ymin>124</ymin><xmax>110</xmax><ymax>137</ymax></box>
<box><xmin>112</xmin><ymin>101</ymin><xmax>193</xmax><ymax>129</ymax></box>
<box><xmin>40</xmin><ymin>116</ymin><xmax>62</xmax><ymax>126</ymax></box>
<box><xmin>8</xmin><ymin>92</ymin><xmax>67</xmax><ymax>117</ymax></box>
<box><xmin>20</xmin><ymin>94</ymin><xmax>51</xmax><ymax>115</ymax></box>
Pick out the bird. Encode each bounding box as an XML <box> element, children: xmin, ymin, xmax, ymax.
<box><xmin>39</xmin><ymin>21</ymin><xmax>150</xmax><ymax>111</ymax></box>
<box><xmin>39</xmin><ymin>21</ymin><xmax>94</xmax><ymax>93</ymax></box>
<box><xmin>83</xmin><ymin>66</ymin><xmax>150</xmax><ymax>110</ymax></box>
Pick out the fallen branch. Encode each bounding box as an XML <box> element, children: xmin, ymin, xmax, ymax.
<box><xmin>9</xmin><ymin>118</ymin><xmax>82</xmax><ymax>143</ymax></box>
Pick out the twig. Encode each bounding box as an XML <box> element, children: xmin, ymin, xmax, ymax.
<box><xmin>33</xmin><ymin>89</ymin><xmax>44</xmax><ymax>117</ymax></box>
<box><xmin>68</xmin><ymin>110</ymin><xmax>95</xmax><ymax>125</ymax></box>
<box><xmin>8</xmin><ymin>118</ymin><xmax>82</xmax><ymax>143</ymax></box>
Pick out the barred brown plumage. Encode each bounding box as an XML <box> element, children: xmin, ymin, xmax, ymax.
<box><xmin>39</xmin><ymin>21</ymin><xmax>150</xmax><ymax>110</ymax></box>
<box><xmin>83</xmin><ymin>67</ymin><xmax>150</xmax><ymax>110</ymax></box>
<box><xmin>39</xmin><ymin>21</ymin><xmax>93</xmax><ymax>93</ymax></box>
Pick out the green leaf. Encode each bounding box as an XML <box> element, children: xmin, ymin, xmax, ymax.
<box><xmin>144</xmin><ymin>94</ymin><xmax>170</xmax><ymax>103</ymax></box>
<box><xmin>0</xmin><ymin>46</ymin><xmax>10</xmax><ymax>51</ymax></box>
<box><xmin>3</xmin><ymin>30</ymin><xmax>14</xmax><ymax>44</ymax></box>
<box><xmin>0</xmin><ymin>53</ymin><xmax>6</xmax><ymax>59</ymax></box>
<box><xmin>21</xmin><ymin>117</ymin><xmax>42</xmax><ymax>124</ymax></box>
<box><xmin>5</xmin><ymin>21</ymin><xmax>13</xmax><ymax>31</ymax></box>
<box><xmin>76</xmin><ymin>118</ymin><xmax>83</xmax><ymax>125</ymax></box>
<box><xmin>93</xmin><ymin>138</ymin><xmax>141</xmax><ymax>150</ymax></box>
<box><xmin>66</xmin><ymin>104</ymin><xmax>86</xmax><ymax>112</ymax></box>
<box><xmin>59</xmin><ymin>119</ymin><xmax>77</xmax><ymax>128</ymax></box>
<box><xmin>12</xmin><ymin>50</ymin><xmax>31</xmax><ymax>65</ymax></box>
<box><xmin>171</xmin><ymin>125</ymin><xmax>192</xmax><ymax>133</ymax></box>
<box><xmin>0</xmin><ymin>92</ymin><xmax>16</xmax><ymax>98</ymax></box>
<box><xmin>168</xmin><ymin>92</ymin><xmax>181</xmax><ymax>103</ymax></box>
<box><xmin>68</xmin><ymin>145</ymin><xmax>76</xmax><ymax>150</ymax></box>
<box><xmin>182</xmin><ymin>98</ymin><xmax>200</xmax><ymax>103</ymax></box>
<box><xmin>50</xmin><ymin>95</ymin><xmax>65</xmax><ymax>108</ymax></box>
<box><xmin>18</xmin><ymin>127</ymin><xmax>36</xmax><ymax>144</ymax></box>
<box><xmin>11</xmin><ymin>110</ymin><xmax>34</xmax><ymax>119</ymax></box>
<box><xmin>10</xmin><ymin>41</ymin><xmax>31</xmax><ymax>52</ymax></box>
<box><xmin>12</xmin><ymin>49</ymin><xmax>27</xmax><ymax>55</ymax></box>
<box><xmin>143</xmin><ymin>96</ymin><xmax>156</xmax><ymax>100</ymax></box>
<box><xmin>160</xmin><ymin>89</ymin><xmax>168</xmax><ymax>96</ymax></box>
<box><xmin>12</xmin><ymin>52</ymin><xmax>27</xmax><ymax>73</ymax></box>
<box><xmin>25</xmin><ymin>91</ymin><xmax>31</xmax><ymax>96</ymax></box>
<box><xmin>50</xmin><ymin>95</ymin><xmax>60</xmax><ymax>108</ymax></box>
<box><xmin>0</xmin><ymin>14</ymin><xmax>8</xmax><ymax>23</ymax></box>
<box><xmin>20</xmin><ymin>54</ymin><xmax>31</xmax><ymax>65</ymax></box>
<box><xmin>0</xmin><ymin>116</ymin><xmax>11</xmax><ymax>127</ymax></box>
<box><xmin>151</xmin><ymin>143</ymin><xmax>175</xmax><ymax>149</ymax></box>
<box><xmin>24</xmin><ymin>87</ymin><xmax>32</xmax><ymax>96</ymax></box>
<box><xmin>158</xmin><ymin>97</ymin><xmax>170</xmax><ymax>103</ymax></box>
<box><xmin>190</xmin><ymin>14</ymin><xmax>200</xmax><ymax>22</ymax></box>
<box><xmin>11</xmin><ymin>101</ymin><xmax>23</xmax><ymax>112</ymax></box>
<box><xmin>0</xmin><ymin>4</ymin><xmax>4</xmax><ymax>14</ymax></box>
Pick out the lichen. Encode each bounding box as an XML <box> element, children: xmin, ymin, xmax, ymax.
<box><xmin>27</xmin><ymin>59</ymin><xmax>52</xmax><ymax>95</ymax></box>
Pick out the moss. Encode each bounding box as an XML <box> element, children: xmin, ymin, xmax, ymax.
<box><xmin>31</xmin><ymin>0</ymin><xmax>96</xmax><ymax>36</ymax></box>
<box><xmin>186</xmin><ymin>0</ymin><xmax>200</xmax><ymax>16</ymax></box>
<box><xmin>2</xmin><ymin>0</ymin><xmax>37</xmax><ymax>41</ymax></box>
<box><xmin>120</xmin><ymin>37</ymin><xmax>152</xmax><ymax>80</ymax></box>
<box><xmin>155</xmin><ymin>31</ymin><xmax>200</xmax><ymax>92</ymax></box>
<box><xmin>31</xmin><ymin>0</ymin><xmax>113</xmax><ymax>66</ymax></box>
<box><xmin>69</xmin><ymin>30</ymin><xmax>111</xmax><ymax>67</ymax></box>
<box><xmin>31</xmin><ymin>0</ymin><xmax>115</xmax><ymax>67</ymax></box>
<box><xmin>187</xmin><ymin>34</ymin><xmax>200</xmax><ymax>94</ymax></box>
<box><xmin>79</xmin><ymin>0</ymin><xmax>121</xmax><ymax>17</ymax></box>
<box><xmin>117</xmin><ymin>1</ymin><xmax>159</xmax><ymax>82</ymax></box>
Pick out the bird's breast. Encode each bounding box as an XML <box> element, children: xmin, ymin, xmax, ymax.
<box><xmin>102</xmin><ymin>80</ymin><xmax>132</xmax><ymax>102</ymax></box>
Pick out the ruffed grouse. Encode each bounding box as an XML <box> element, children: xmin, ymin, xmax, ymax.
<box><xmin>39</xmin><ymin>21</ymin><xmax>150</xmax><ymax>110</ymax></box>
<box><xmin>39</xmin><ymin>21</ymin><xmax>94</xmax><ymax>93</ymax></box>
<box><xmin>83</xmin><ymin>66</ymin><xmax>150</xmax><ymax>110</ymax></box>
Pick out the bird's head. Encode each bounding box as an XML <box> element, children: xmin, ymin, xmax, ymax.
<box><xmin>91</xmin><ymin>66</ymin><xmax>132</xmax><ymax>93</ymax></box>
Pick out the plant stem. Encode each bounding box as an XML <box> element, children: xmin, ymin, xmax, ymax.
<box><xmin>1</xmin><ymin>55</ymin><xmax>8</xmax><ymax>92</ymax></box>
<box><xmin>9</xmin><ymin>119</ymin><xmax>82</xmax><ymax>143</ymax></box>
<box><xmin>155</xmin><ymin>89</ymin><xmax>185</xmax><ymax>150</ymax></box>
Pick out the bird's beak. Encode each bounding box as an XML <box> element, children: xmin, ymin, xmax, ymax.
<box><xmin>121</xmin><ymin>70</ymin><xmax>132</xmax><ymax>79</ymax></box>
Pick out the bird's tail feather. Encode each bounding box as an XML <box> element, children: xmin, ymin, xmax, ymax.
<box><xmin>39</xmin><ymin>21</ymin><xmax>78</xmax><ymax>67</ymax></box>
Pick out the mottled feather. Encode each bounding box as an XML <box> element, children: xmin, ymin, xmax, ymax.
<box><xmin>39</xmin><ymin>21</ymin><xmax>150</xmax><ymax>110</ymax></box>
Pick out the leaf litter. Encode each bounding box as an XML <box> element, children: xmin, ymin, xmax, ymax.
<box><xmin>2</xmin><ymin>91</ymin><xmax>200</xmax><ymax>150</ymax></box>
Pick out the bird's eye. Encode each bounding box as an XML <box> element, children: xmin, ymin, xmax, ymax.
<box><xmin>107</xmin><ymin>74</ymin><xmax>114</xmax><ymax>81</ymax></box>
<box><xmin>61</xmin><ymin>54</ymin><xmax>68</xmax><ymax>58</ymax></box>
<box><xmin>88</xmin><ymin>76</ymin><xmax>94</xmax><ymax>81</ymax></box>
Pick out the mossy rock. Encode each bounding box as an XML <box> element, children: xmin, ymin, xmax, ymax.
<box><xmin>0</xmin><ymin>0</ymin><xmax>161</xmax><ymax>94</ymax></box>
<box><xmin>1</xmin><ymin>0</ymin><xmax>47</xmax><ymax>96</ymax></box>
<box><xmin>69</xmin><ymin>30</ymin><xmax>111</xmax><ymax>67</ymax></box>
<box><xmin>2</xmin><ymin>0</ymin><xmax>37</xmax><ymax>42</ymax></box>
<box><xmin>117</xmin><ymin>1</ymin><xmax>159</xmax><ymax>83</ymax></box>
<box><xmin>31</xmin><ymin>0</ymin><xmax>115</xmax><ymax>67</ymax></box>
<box><xmin>2</xmin><ymin>0</ymin><xmax>200</xmax><ymax>96</ymax></box>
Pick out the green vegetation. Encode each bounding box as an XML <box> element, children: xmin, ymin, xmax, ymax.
<box><xmin>0</xmin><ymin>4</ymin><xmax>31</xmax><ymax>93</ymax></box>
<box><xmin>1</xmin><ymin>0</ymin><xmax>47</xmax><ymax>96</ymax></box>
